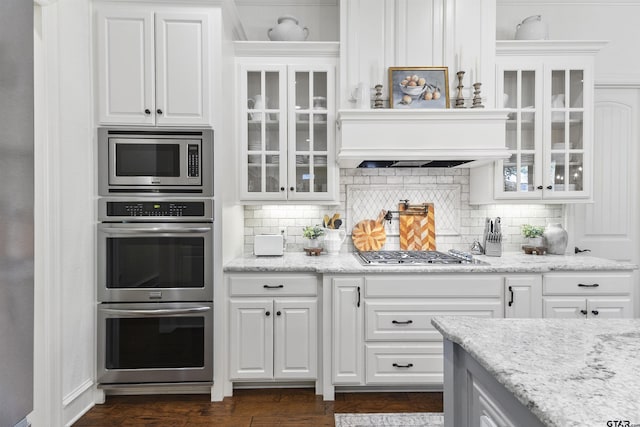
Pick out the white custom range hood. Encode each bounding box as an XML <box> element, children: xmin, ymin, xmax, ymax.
<box><xmin>336</xmin><ymin>109</ymin><xmax>509</xmax><ymax>168</ymax></box>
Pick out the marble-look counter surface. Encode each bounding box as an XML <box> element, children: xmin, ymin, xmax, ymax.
<box><xmin>223</xmin><ymin>251</ymin><xmax>636</xmax><ymax>273</ymax></box>
<box><xmin>431</xmin><ymin>316</ymin><xmax>640</xmax><ymax>427</ymax></box>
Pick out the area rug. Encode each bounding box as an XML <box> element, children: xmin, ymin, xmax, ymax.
<box><xmin>335</xmin><ymin>412</ymin><xmax>444</xmax><ymax>427</ymax></box>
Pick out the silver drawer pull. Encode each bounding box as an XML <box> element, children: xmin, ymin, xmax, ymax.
<box><xmin>392</xmin><ymin>320</ymin><xmax>413</xmax><ymax>325</ymax></box>
<box><xmin>392</xmin><ymin>363</ymin><xmax>414</xmax><ymax>368</ymax></box>
<box><xmin>577</xmin><ymin>283</ymin><xmax>600</xmax><ymax>288</ymax></box>
<box><xmin>263</xmin><ymin>284</ymin><xmax>284</xmax><ymax>289</ymax></box>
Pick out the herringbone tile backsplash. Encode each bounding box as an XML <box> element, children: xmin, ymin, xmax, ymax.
<box><xmin>243</xmin><ymin>168</ymin><xmax>564</xmax><ymax>254</ymax></box>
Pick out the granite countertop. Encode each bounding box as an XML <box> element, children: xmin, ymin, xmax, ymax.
<box><xmin>223</xmin><ymin>251</ymin><xmax>637</xmax><ymax>273</ymax></box>
<box><xmin>431</xmin><ymin>316</ymin><xmax>640</xmax><ymax>427</ymax></box>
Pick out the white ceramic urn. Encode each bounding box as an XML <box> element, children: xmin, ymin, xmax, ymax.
<box><xmin>515</xmin><ymin>15</ymin><xmax>548</xmax><ymax>40</ymax></box>
<box><xmin>267</xmin><ymin>15</ymin><xmax>309</xmax><ymax>41</ymax></box>
<box><xmin>543</xmin><ymin>223</ymin><xmax>568</xmax><ymax>255</ymax></box>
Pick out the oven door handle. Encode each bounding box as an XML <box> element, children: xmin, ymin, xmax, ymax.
<box><xmin>101</xmin><ymin>306</ymin><xmax>211</xmax><ymax>316</ymax></box>
<box><xmin>102</xmin><ymin>227</ymin><xmax>212</xmax><ymax>234</ymax></box>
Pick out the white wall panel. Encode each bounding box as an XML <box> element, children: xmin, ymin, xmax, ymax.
<box><xmin>496</xmin><ymin>2</ymin><xmax>640</xmax><ymax>83</ymax></box>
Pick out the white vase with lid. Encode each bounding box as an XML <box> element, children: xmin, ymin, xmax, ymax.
<box><xmin>543</xmin><ymin>223</ymin><xmax>568</xmax><ymax>255</ymax></box>
<box><xmin>267</xmin><ymin>15</ymin><xmax>309</xmax><ymax>41</ymax></box>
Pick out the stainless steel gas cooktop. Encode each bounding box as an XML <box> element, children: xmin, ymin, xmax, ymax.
<box><xmin>355</xmin><ymin>250</ymin><xmax>487</xmax><ymax>265</ymax></box>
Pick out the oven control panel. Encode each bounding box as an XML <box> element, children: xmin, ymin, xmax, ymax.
<box><xmin>99</xmin><ymin>199</ymin><xmax>214</xmax><ymax>222</ymax></box>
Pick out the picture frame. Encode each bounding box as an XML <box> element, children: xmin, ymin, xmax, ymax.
<box><xmin>389</xmin><ymin>66</ymin><xmax>450</xmax><ymax>109</ymax></box>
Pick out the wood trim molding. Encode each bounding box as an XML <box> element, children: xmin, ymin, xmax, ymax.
<box><xmin>496</xmin><ymin>40</ymin><xmax>608</xmax><ymax>55</ymax></box>
<box><xmin>233</xmin><ymin>41</ymin><xmax>339</xmax><ymax>57</ymax></box>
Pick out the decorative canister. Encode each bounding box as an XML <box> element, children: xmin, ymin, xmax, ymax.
<box><xmin>543</xmin><ymin>223</ymin><xmax>568</xmax><ymax>255</ymax></box>
<box><xmin>267</xmin><ymin>15</ymin><xmax>309</xmax><ymax>41</ymax></box>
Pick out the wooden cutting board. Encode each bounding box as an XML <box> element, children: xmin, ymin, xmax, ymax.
<box><xmin>399</xmin><ymin>203</ymin><xmax>435</xmax><ymax>250</ymax></box>
<box><xmin>352</xmin><ymin>210</ymin><xmax>387</xmax><ymax>251</ymax></box>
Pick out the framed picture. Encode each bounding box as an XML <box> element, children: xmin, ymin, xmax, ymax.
<box><xmin>389</xmin><ymin>66</ymin><xmax>450</xmax><ymax>109</ymax></box>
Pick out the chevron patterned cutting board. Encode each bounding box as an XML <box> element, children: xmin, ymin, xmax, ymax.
<box><xmin>398</xmin><ymin>202</ymin><xmax>436</xmax><ymax>250</ymax></box>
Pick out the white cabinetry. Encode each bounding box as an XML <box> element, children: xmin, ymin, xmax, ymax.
<box><xmin>236</xmin><ymin>42</ymin><xmax>338</xmax><ymax>203</ymax></box>
<box><xmin>228</xmin><ymin>274</ymin><xmax>318</xmax><ymax>381</ymax></box>
<box><xmin>331</xmin><ymin>276</ymin><xmax>364</xmax><ymax>385</ymax></box>
<box><xmin>542</xmin><ymin>272</ymin><xmax>633</xmax><ymax>318</ymax></box>
<box><xmin>95</xmin><ymin>4</ymin><xmax>213</xmax><ymax>126</ymax></box>
<box><xmin>470</xmin><ymin>41</ymin><xmax>606</xmax><ymax>204</ymax></box>
<box><xmin>504</xmin><ymin>275</ymin><xmax>542</xmax><ymax>318</ymax></box>
<box><xmin>329</xmin><ymin>275</ymin><xmax>503</xmax><ymax>392</ymax></box>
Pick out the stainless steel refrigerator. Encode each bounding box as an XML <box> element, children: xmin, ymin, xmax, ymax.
<box><xmin>0</xmin><ymin>1</ymin><xmax>34</xmax><ymax>426</ymax></box>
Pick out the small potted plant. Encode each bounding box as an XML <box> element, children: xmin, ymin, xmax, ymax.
<box><xmin>302</xmin><ymin>225</ymin><xmax>324</xmax><ymax>250</ymax></box>
<box><xmin>521</xmin><ymin>224</ymin><xmax>545</xmax><ymax>247</ymax></box>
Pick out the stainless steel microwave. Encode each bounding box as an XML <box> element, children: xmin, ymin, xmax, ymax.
<box><xmin>98</xmin><ymin>127</ymin><xmax>213</xmax><ymax>196</ymax></box>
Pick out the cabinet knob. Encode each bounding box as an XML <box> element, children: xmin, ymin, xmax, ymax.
<box><xmin>156</xmin><ymin>109</ymin><xmax>163</xmax><ymax>115</ymax></box>
<box><xmin>546</xmin><ymin>185</ymin><xmax>553</xmax><ymax>190</ymax></box>
<box><xmin>265</xmin><ymin>311</ymin><xmax>271</xmax><ymax>317</ymax></box>
<box><xmin>290</xmin><ymin>186</ymin><xmax>295</xmax><ymax>191</ymax></box>
<box><xmin>591</xmin><ymin>310</ymin><xmax>599</xmax><ymax>316</ymax></box>
<box><xmin>536</xmin><ymin>185</ymin><xmax>543</xmax><ymax>190</ymax></box>
<box><xmin>144</xmin><ymin>109</ymin><xmax>151</xmax><ymax>115</ymax></box>
<box><xmin>580</xmin><ymin>309</ymin><xmax>587</xmax><ymax>316</ymax></box>
<box><xmin>276</xmin><ymin>311</ymin><xmax>281</xmax><ymax>316</ymax></box>
<box><xmin>280</xmin><ymin>187</ymin><xmax>285</xmax><ymax>191</ymax></box>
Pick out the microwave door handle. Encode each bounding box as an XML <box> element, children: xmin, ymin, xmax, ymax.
<box><xmin>103</xmin><ymin>227</ymin><xmax>211</xmax><ymax>234</ymax></box>
<box><xmin>101</xmin><ymin>307</ymin><xmax>211</xmax><ymax>316</ymax></box>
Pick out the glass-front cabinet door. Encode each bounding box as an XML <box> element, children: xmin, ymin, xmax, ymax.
<box><xmin>544</xmin><ymin>64</ymin><xmax>589</xmax><ymax>199</ymax></box>
<box><xmin>287</xmin><ymin>65</ymin><xmax>334</xmax><ymax>201</ymax></box>
<box><xmin>241</xmin><ymin>64</ymin><xmax>287</xmax><ymax>200</ymax></box>
<box><xmin>495</xmin><ymin>63</ymin><xmax>543</xmax><ymax>200</ymax></box>
<box><xmin>239</xmin><ymin>62</ymin><xmax>335</xmax><ymax>202</ymax></box>
<box><xmin>494</xmin><ymin>52</ymin><xmax>592</xmax><ymax>201</ymax></box>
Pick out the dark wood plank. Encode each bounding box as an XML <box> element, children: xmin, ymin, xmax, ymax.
<box><xmin>73</xmin><ymin>389</ymin><xmax>443</xmax><ymax>426</ymax></box>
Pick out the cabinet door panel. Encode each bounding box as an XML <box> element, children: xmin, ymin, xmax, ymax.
<box><xmin>229</xmin><ymin>299</ymin><xmax>273</xmax><ymax>380</ymax></box>
<box><xmin>504</xmin><ymin>276</ymin><xmax>542</xmax><ymax>318</ymax></box>
<box><xmin>543</xmin><ymin>297</ymin><xmax>585</xmax><ymax>318</ymax></box>
<box><xmin>332</xmin><ymin>278</ymin><xmax>364</xmax><ymax>384</ymax></box>
<box><xmin>587</xmin><ymin>297</ymin><xmax>632</xmax><ymax>319</ymax></box>
<box><xmin>274</xmin><ymin>299</ymin><xmax>317</xmax><ymax>379</ymax></box>
<box><xmin>96</xmin><ymin>9</ymin><xmax>154</xmax><ymax>124</ymax></box>
<box><xmin>155</xmin><ymin>12</ymin><xmax>211</xmax><ymax>125</ymax></box>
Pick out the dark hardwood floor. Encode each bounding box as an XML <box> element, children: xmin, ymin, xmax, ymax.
<box><xmin>73</xmin><ymin>388</ymin><xmax>443</xmax><ymax>426</ymax></box>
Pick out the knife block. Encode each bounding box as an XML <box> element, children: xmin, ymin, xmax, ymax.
<box><xmin>483</xmin><ymin>235</ymin><xmax>502</xmax><ymax>257</ymax></box>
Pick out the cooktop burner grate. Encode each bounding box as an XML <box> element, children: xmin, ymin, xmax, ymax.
<box><xmin>356</xmin><ymin>250</ymin><xmax>484</xmax><ymax>265</ymax></box>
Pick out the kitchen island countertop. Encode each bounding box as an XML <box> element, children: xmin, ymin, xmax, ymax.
<box><xmin>431</xmin><ymin>316</ymin><xmax>640</xmax><ymax>426</ymax></box>
<box><xmin>223</xmin><ymin>251</ymin><xmax>637</xmax><ymax>273</ymax></box>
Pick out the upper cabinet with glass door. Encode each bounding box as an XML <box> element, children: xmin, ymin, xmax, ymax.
<box><xmin>236</xmin><ymin>43</ymin><xmax>338</xmax><ymax>203</ymax></box>
<box><xmin>471</xmin><ymin>41</ymin><xmax>605</xmax><ymax>204</ymax></box>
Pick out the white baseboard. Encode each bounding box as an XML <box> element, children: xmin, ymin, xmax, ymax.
<box><xmin>63</xmin><ymin>379</ymin><xmax>95</xmax><ymax>427</ymax></box>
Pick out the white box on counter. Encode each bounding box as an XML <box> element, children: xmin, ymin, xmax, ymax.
<box><xmin>254</xmin><ymin>234</ymin><xmax>284</xmax><ymax>256</ymax></box>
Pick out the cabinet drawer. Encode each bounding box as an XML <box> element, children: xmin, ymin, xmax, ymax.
<box><xmin>365</xmin><ymin>343</ymin><xmax>443</xmax><ymax>384</ymax></box>
<box><xmin>365</xmin><ymin>275</ymin><xmax>503</xmax><ymax>298</ymax></box>
<box><xmin>543</xmin><ymin>272</ymin><xmax>632</xmax><ymax>295</ymax></box>
<box><xmin>365</xmin><ymin>299</ymin><xmax>503</xmax><ymax>341</ymax></box>
<box><xmin>229</xmin><ymin>274</ymin><xmax>317</xmax><ymax>296</ymax></box>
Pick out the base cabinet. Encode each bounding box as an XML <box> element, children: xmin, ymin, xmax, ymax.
<box><xmin>228</xmin><ymin>274</ymin><xmax>318</xmax><ymax>381</ymax></box>
<box><xmin>331</xmin><ymin>275</ymin><xmax>504</xmax><ymax>389</ymax></box>
<box><xmin>542</xmin><ymin>272</ymin><xmax>633</xmax><ymax>318</ymax></box>
<box><xmin>331</xmin><ymin>277</ymin><xmax>364</xmax><ymax>385</ymax></box>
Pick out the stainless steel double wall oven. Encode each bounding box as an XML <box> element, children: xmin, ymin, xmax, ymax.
<box><xmin>96</xmin><ymin>127</ymin><xmax>214</xmax><ymax>385</ymax></box>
